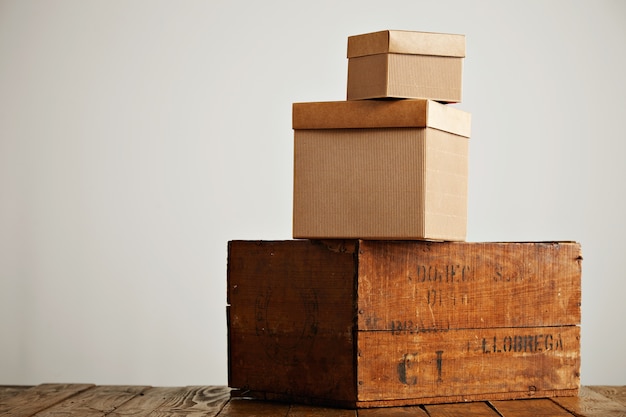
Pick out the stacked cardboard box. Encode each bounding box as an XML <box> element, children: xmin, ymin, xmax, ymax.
<box><xmin>227</xmin><ymin>30</ymin><xmax>581</xmax><ymax>408</ymax></box>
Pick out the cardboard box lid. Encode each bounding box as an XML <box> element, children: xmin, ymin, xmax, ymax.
<box><xmin>347</xmin><ymin>30</ymin><xmax>466</xmax><ymax>58</ymax></box>
<box><xmin>292</xmin><ymin>100</ymin><xmax>471</xmax><ymax>138</ymax></box>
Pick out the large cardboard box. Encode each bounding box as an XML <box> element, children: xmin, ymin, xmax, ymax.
<box><xmin>347</xmin><ymin>30</ymin><xmax>465</xmax><ymax>102</ymax></box>
<box><xmin>227</xmin><ymin>240</ymin><xmax>582</xmax><ymax>408</ymax></box>
<box><xmin>292</xmin><ymin>99</ymin><xmax>470</xmax><ymax>241</ymax></box>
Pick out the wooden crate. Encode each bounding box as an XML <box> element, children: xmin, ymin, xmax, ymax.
<box><xmin>227</xmin><ymin>240</ymin><xmax>581</xmax><ymax>408</ymax></box>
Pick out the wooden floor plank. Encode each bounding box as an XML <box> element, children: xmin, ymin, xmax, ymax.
<box><xmin>358</xmin><ymin>405</ymin><xmax>428</xmax><ymax>416</ymax></box>
<box><xmin>0</xmin><ymin>383</ymin><xmax>94</xmax><ymax>417</ymax></box>
<box><xmin>551</xmin><ymin>386</ymin><xmax>626</xmax><ymax>417</ymax></box>
<box><xmin>490</xmin><ymin>398</ymin><xmax>575</xmax><ymax>416</ymax></box>
<box><xmin>218</xmin><ymin>397</ymin><xmax>290</xmax><ymax>417</ymax></box>
<box><xmin>147</xmin><ymin>386</ymin><xmax>231</xmax><ymax>416</ymax></box>
<box><xmin>32</xmin><ymin>385</ymin><xmax>149</xmax><ymax>417</ymax></box>
<box><xmin>587</xmin><ymin>386</ymin><xmax>626</xmax><ymax>407</ymax></box>
<box><xmin>0</xmin><ymin>386</ymin><xmax>33</xmax><ymax>405</ymax></box>
<box><xmin>288</xmin><ymin>404</ymin><xmax>356</xmax><ymax>417</ymax></box>
<box><xmin>2</xmin><ymin>385</ymin><xmax>625</xmax><ymax>416</ymax></box>
<box><xmin>105</xmin><ymin>386</ymin><xmax>187</xmax><ymax>417</ymax></box>
<box><xmin>424</xmin><ymin>401</ymin><xmax>501</xmax><ymax>416</ymax></box>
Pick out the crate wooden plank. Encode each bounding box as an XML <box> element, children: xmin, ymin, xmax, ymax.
<box><xmin>490</xmin><ymin>398</ymin><xmax>574</xmax><ymax>416</ymax></box>
<box><xmin>147</xmin><ymin>386</ymin><xmax>231</xmax><ymax>417</ymax></box>
<box><xmin>587</xmin><ymin>386</ymin><xmax>626</xmax><ymax>407</ymax></box>
<box><xmin>33</xmin><ymin>385</ymin><xmax>149</xmax><ymax>417</ymax></box>
<box><xmin>424</xmin><ymin>401</ymin><xmax>501</xmax><ymax>416</ymax></box>
<box><xmin>551</xmin><ymin>386</ymin><xmax>626</xmax><ymax>417</ymax></box>
<box><xmin>358</xmin><ymin>240</ymin><xmax>581</xmax><ymax>332</ymax></box>
<box><xmin>0</xmin><ymin>383</ymin><xmax>94</xmax><ymax>417</ymax></box>
<box><xmin>357</xmin><ymin>325</ymin><xmax>579</xmax><ymax>405</ymax></box>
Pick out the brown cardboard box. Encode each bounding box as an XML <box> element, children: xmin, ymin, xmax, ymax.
<box><xmin>292</xmin><ymin>99</ymin><xmax>470</xmax><ymax>241</ymax></box>
<box><xmin>347</xmin><ymin>30</ymin><xmax>465</xmax><ymax>102</ymax></box>
<box><xmin>227</xmin><ymin>240</ymin><xmax>582</xmax><ymax>408</ymax></box>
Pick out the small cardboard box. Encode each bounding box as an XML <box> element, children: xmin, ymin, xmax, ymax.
<box><xmin>227</xmin><ymin>240</ymin><xmax>582</xmax><ymax>408</ymax></box>
<box><xmin>347</xmin><ymin>30</ymin><xmax>465</xmax><ymax>102</ymax></box>
<box><xmin>292</xmin><ymin>99</ymin><xmax>470</xmax><ymax>241</ymax></box>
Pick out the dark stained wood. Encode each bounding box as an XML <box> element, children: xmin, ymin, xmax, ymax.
<box><xmin>0</xmin><ymin>383</ymin><xmax>94</xmax><ymax>417</ymax></box>
<box><xmin>424</xmin><ymin>401</ymin><xmax>501</xmax><ymax>416</ymax></box>
<box><xmin>228</xmin><ymin>240</ymin><xmax>358</xmax><ymax>405</ymax></box>
<box><xmin>33</xmin><ymin>385</ymin><xmax>149</xmax><ymax>417</ymax></box>
<box><xmin>219</xmin><ymin>396</ymin><xmax>290</xmax><ymax>417</ymax></box>
<box><xmin>552</xmin><ymin>386</ymin><xmax>626</xmax><ymax>417</ymax></box>
<box><xmin>491</xmin><ymin>398</ymin><xmax>574</xmax><ymax>416</ymax></box>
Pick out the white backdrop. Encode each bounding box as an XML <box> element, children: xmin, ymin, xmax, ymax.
<box><xmin>1</xmin><ymin>0</ymin><xmax>625</xmax><ymax>386</ymax></box>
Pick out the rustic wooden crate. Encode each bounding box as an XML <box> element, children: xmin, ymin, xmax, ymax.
<box><xmin>227</xmin><ymin>240</ymin><xmax>581</xmax><ymax>408</ymax></box>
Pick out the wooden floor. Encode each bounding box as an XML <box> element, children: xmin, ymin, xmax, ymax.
<box><xmin>0</xmin><ymin>384</ymin><xmax>625</xmax><ymax>416</ymax></box>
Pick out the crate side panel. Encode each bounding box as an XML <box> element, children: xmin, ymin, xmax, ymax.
<box><xmin>227</xmin><ymin>240</ymin><xmax>358</xmax><ymax>402</ymax></box>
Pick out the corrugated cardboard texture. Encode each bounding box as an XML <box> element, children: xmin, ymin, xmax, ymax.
<box><xmin>347</xmin><ymin>30</ymin><xmax>466</xmax><ymax>58</ymax></box>
<box><xmin>293</xmin><ymin>127</ymin><xmax>468</xmax><ymax>240</ymax></box>
<box><xmin>425</xmin><ymin>128</ymin><xmax>468</xmax><ymax>239</ymax></box>
<box><xmin>292</xmin><ymin>99</ymin><xmax>471</xmax><ymax>137</ymax></box>
<box><xmin>346</xmin><ymin>30</ymin><xmax>465</xmax><ymax>102</ymax></box>
<box><xmin>347</xmin><ymin>54</ymin><xmax>463</xmax><ymax>102</ymax></box>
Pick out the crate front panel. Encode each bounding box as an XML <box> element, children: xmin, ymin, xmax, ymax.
<box><xmin>357</xmin><ymin>241</ymin><xmax>582</xmax><ymax>332</ymax></box>
<box><xmin>356</xmin><ymin>325</ymin><xmax>580</xmax><ymax>404</ymax></box>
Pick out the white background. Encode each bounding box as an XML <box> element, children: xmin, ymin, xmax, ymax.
<box><xmin>1</xmin><ymin>0</ymin><xmax>625</xmax><ymax>387</ymax></box>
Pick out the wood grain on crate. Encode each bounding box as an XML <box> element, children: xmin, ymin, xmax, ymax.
<box><xmin>228</xmin><ymin>240</ymin><xmax>581</xmax><ymax>406</ymax></box>
<box><xmin>0</xmin><ymin>385</ymin><xmax>624</xmax><ymax>416</ymax></box>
